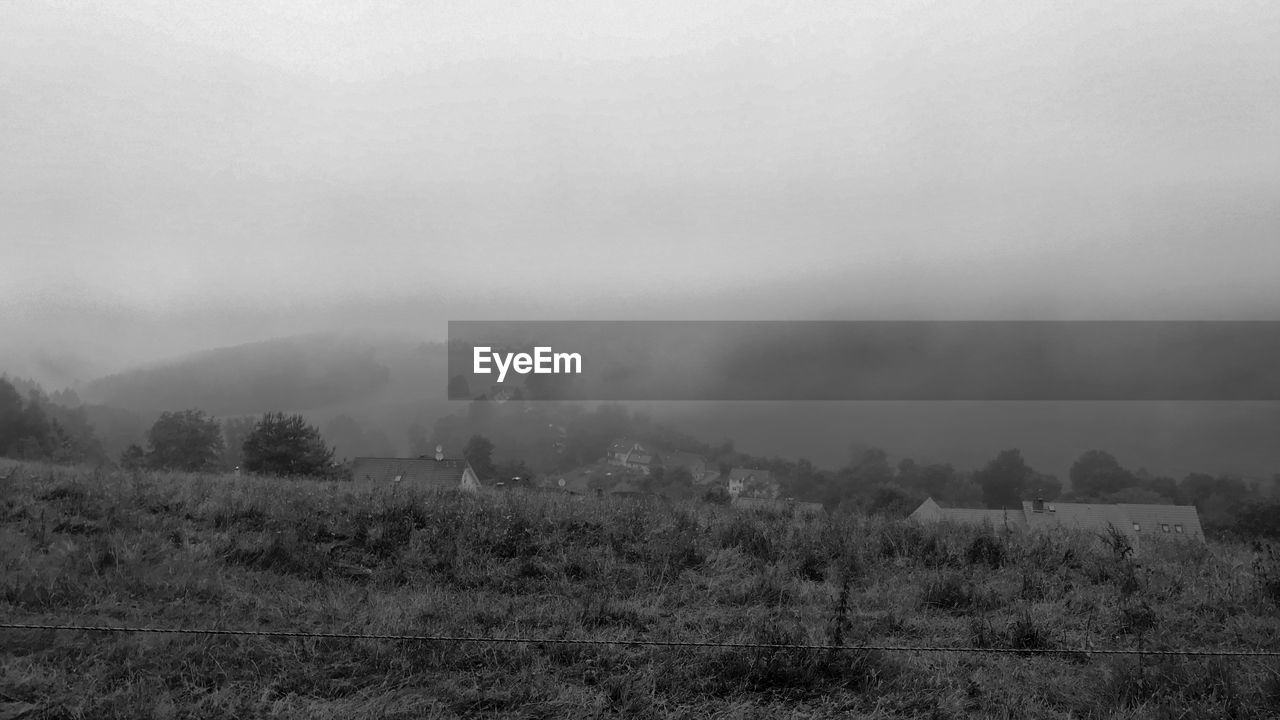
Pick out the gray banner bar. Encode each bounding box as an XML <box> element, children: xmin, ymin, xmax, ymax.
<box><xmin>446</xmin><ymin>321</ymin><xmax>1280</xmax><ymax>401</ymax></box>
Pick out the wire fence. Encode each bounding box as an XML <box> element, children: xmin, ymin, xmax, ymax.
<box><xmin>3</xmin><ymin>622</ymin><xmax>1279</xmax><ymax>658</ymax></box>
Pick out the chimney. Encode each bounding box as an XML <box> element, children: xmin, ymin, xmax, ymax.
<box><xmin>1032</xmin><ymin>498</ymin><xmax>1045</xmax><ymax>513</ymax></box>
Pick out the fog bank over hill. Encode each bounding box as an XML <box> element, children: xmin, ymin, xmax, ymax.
<box><xmin>25</xmin><ymin>328</ymin><xmax>1279</xmax><ymax>482</ymax></box>
<box><xmin>3</xmin><ymin>0</ymin><xmax>1279</xmax><ymax>484</ymax></box>
<box><xmin>654</xmin><ymin>401</ymin><xmax>1280</xmax><ymax>482</ymax></box>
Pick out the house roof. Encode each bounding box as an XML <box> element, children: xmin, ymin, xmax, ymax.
<box><xmin>908</xmin><ymin>499</ymin><xmax>1027</xmax><ymax>529</ymax></box>
<box><xmin>1119</xmin><ymin>503</ymin><xmax>1204</xmax><ymax>537</ymax></box>
<box><xmin>1021</xmin><ymin>501</ymin><xmax>1132</xmax><ymax>536</ymax></box>
<box><xmin>608</xmin><ymin>438</ymin><xmax>647</xmax><ymax>454</ymax></box>
<box><xmin>728</xmin><ymin>468</ymin><xmax>772</xmax><ymax>483</ymax></box>
<box><xmin>910</xmin><ymin>497</ymin><xmax>1205</xmax><ymax>541</ymax></box>
<box><xmin>350</xmin><ymin>456</ymin><xmax>475</xmax><ymax>488</ymax></box>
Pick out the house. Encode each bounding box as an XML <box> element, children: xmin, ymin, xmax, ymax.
<box><xmin>732</xmin><ymin>496</ymin><xmax>825</xmax><ymax>519</ymax></box>
<box><xmin>349</xmin><ymin>445</ymin><xmax>481</xmax><ymax>492</ymax></box>
<box><xmin>660</xmin><ymin>451</ymin><xmax>709</xmax><ymax>482</ymax></box>
<box><xmin>727</xmin><ymin>468</ymin><xmax>779</xmax><ymax>499</ymax></box>
<box><xmin>606</xmin><ymin>439</ymin><xmax>658</xmax><ymax>475</ymax></box>
<box><xmin>908</xmin><ymin>497</ymin><xmax>1206</xmax><ymax>547</ymax></box>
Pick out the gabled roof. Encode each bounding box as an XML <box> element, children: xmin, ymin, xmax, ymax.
<box><xmin>1021</xmin><ymin>501</ymin><xmax>1131</xmax><ymax>535</ymax></box>
<box><xmin>1120</xmin><ymin>503</ymin><xmax>1204</xmax><ymax>538</ymax></box>
<box><xmin>1025</xmin><ymin>501</ymin><xmax>1205</xmax><ymax>540</ymax></box>
<box><xmin>728</xmin><ymin>468</ymin><xmax>772</xmax><ymax>483</ymax></box>
<box><xmin>909</xmin><ymin>498</ymin><xmax>1027</xmax><ymax>529</ymax></box>
<box><xmin>350</xmin><ymin>456</ymin><xmax>476</xmax><ymax>488</ymax></box>
<box><xmin>909</xmin><ymin>497</ymin><xmax>1205</xmax><ymax>542</ymax></box>
<box><xmin>608</xmin><ymin>438</ymin><xmax>648</xmax><ymax>454</ymax></box>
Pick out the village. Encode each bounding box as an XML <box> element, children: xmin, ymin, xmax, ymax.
<box><xmin>346</xmin><ymin>437</ymin><xmax>1211</xmax><ymax>553</ymax></box>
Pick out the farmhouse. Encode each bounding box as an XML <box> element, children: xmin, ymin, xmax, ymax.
<box><xmin>908</xmin><ymin>497</ymin><xmax>1206</xmax><ymax>547</ymax></box>
<box><xmin>606</xmin><ymin>438</ymin><xmax>657</xmax><ymax>475</ymax></box>
<box><xmin>349</xmin><ymin>446</ymin><xmax>481</xmax><ymax>492</ymax></box>
<box><xmin>727</xmin><ymin>468</ymin><xmax>779</xmax><ymax>499</ymax></box>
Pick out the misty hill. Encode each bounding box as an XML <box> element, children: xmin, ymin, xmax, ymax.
<box><xmin>657</xmin><ymin>401</ymin><xmax>1280</xmax><ymax>483</ymax></box>
<box><xmin>78</xmin><ymin>333</ymin><xmax>445</xmax><ymax>415</ymax></box>
<box><xmin>67</xmin><ymin>333</ymin><xmax>1280</xmax><ymax>485</ymax></box>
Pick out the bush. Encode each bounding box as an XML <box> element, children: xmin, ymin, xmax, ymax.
<box><xmin>718</xmin><ymin>515</ymin><xmax>776</xmax><ymax>562</ymax></box>
<box><xmin>241</xmin><ymin>412</ymin><xmax>335</xmax><ymax>478</ymax></box>
<box><xmin>919</xmin><ymin>572</ymin><xmax>997</xmax><ymax>613</ymax></box>
<box><xmin>966</xmin><ymin>533</ymin><xmax>1006</xmax><ymax>569</ymax></box>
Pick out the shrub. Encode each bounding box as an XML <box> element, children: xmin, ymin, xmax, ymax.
<box><xmin>718</xmin><ymin>515</ymin><xmax>776</xmax><ymax>562</ymax></box>
<box><xmin>966</xmin><ymin>533</ymin><xmax>1005</xmax><ymax>569</ymax></box>
<box><xmin>1005</xmin><ymin>610</ymin><xmax>1052</xmax><ymax>653</ymax></box>
<box><xmin>919</xmin><ymin>572</ymin><xmax>997</xmax><ymax>613</ymax></box>
<box><xmin>241</xmin><ymin>412</ymin><xmax>335</xmax><ymax>478</ymax></box>
<box><xmin>1254</xmin><ymin>542</ymin><xmax>1280</xmax><ymax>609</ymax></box>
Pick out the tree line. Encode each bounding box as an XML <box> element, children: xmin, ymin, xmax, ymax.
<box><xmin>0</xmin><ymin>376</ymin><xmax>104</xmax><ymax>463</ymax></box>
<box><xmin>5</xmin><ymin>374</ymin><xmax>1280</xmax><ymax>538</ymax></box>
<box><xmin>425</xmin><ymin>398</ymin><xmax>1280</xmax><ymax>538</ymax></box>
<box><xmin>119</xmin><ymin>410</ymin><xmax>337</xmax><ymax>478</ymax></box>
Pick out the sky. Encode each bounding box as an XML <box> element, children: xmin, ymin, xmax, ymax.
<box><xmin>3</xmin><ymin>0</ymin><xmax>1280</xmax><ymax>381</ymax></box>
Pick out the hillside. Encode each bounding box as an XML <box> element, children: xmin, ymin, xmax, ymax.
<box><xmin>78</xmin><ymin>333</ymin><xmax>418</xmax><ymax>415</ymax></box>
<box><xmin>1</xmin><ymin>460</ymin><xmax>1277</xmax><ymax>718</ymax></box>
<box><xmin>59</xmin><ymin>332</ymin><xmax>1280</xmax><ymax>482</ymax></box>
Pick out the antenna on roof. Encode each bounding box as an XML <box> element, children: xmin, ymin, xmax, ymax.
<box><xmin>434</xmin><ymin>445</ymin><xmax>444</xmax><ymax>461</ymax></box>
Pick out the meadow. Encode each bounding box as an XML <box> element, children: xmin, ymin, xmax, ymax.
<box><xmin>1</xmin><ymin>458</ymin><xmax>1278</xmax><ymax>719</ymax></box>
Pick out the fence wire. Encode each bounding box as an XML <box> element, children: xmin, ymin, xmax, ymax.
<box><xmin>3</xmin><ymin>622</ymin><xmax>1278</xmax><ymax>658</ymax></box>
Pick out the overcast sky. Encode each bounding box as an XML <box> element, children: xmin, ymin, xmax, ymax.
<box><xmin>3</xmin><ymin>0</ymin><xmax>1279</xmax><ymax>377</ymax></box>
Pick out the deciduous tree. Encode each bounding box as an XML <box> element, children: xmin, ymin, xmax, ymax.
<box><xmin>463</xmin><ymin>434</ymin><xmax>497</xmax><ymax>481</ymax></box>
<box><xmin>975</xmin><ymin>449</ymin><xmax>1033</xmax><ymax>510</ymax></box>
<box><xmin>146</xmin><ymin>409</ymin><xmax>224</xmax><ymax>472</ymax></box>
<box><xmin>241</xmin><ymin>412</ymin><xmax>334</xmax><ymax>477</ymax></box>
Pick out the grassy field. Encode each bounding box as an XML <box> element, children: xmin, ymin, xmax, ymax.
<box><xmin>2</xmin><ymin>458</ymin><xmax>1278</xmax><ymax>719</ymax></box>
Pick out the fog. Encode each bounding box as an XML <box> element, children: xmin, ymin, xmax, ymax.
<box><xmin>3</xmin><ymin>1</ymin><xmax>1279</xmax><ymax>474</ymax></box>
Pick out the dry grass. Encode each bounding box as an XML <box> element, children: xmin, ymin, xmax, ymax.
<box><xmin>1</xmin><ymin>458</ymin><xmax>1278</xmax><ymax>719</ymax></box>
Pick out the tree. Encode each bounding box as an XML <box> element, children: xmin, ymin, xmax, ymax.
<box><xmin>703</xmin><ymin>486</ymin><xmax>731</xmax><ymax>505</ymax></box>
<box><xmin>1025</xmin><ymin>472</ymin><xmax>1063</xmax><ymax>501</ymax></box>
<box><xmin>0</xmin><ymin>377</ymin><xmax>104</xmax><ymax>463</ymax></box>
<box><xmin>865</xmin><ymin>484</ymin><xmax>921</xmax><ymax>518</ymax></box>
<box><xmin>1103</xmin><ymin>487</ymin><xmax>1171</xmax><ymax>505</ymax></box>
<box><xmin>462</xmin><ymin>434</ymin><xmax>497</xmax><ymax>481</ymax></box>
<box><xmin>1069</xmin><ymin>450</ymin><xmax>1136</xmax><ymax>499</ymax></box>
<box><xmin>146</xmin><ymin>409</ymin><xmax>224</xmax><ymax>472</ymax></box>
<box><xmin>668</xmin><ymin>466</ymin><xmax>694</xmax><ymax>487</ymax></box>
<box><xmin>0</xmin><ymin>378</ymin><xmax>25</xmax><ymax>455</ymax></box>
<box><xmin>120</xmin><ymin>443</ymin><xmax>147</xmax><ymax>470</ymax></box>
<box><xmin>975</xmin><ymin>449</ymin><xmax>1033</xmax><ymax>509</ymax></box>
<box><xmin>845</xmin><ymin>447</ymin><xmax>895</xmax><ymax>486</ymax></box>
<box><xmin>241</xmin><ymin>412</ymin><xmax>334</xmax><ymax>477</ymax></box>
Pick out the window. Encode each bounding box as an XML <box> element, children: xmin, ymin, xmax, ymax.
<box><xmin>1175</xmin><ymin>524</ymin><xmax>1183</xmax><ymax>533</ymax></box>
<box><xmin>393</xmin><ymin>474</ymin><xmax>403</xmax><ymax>483</ymax></box>
<box><xmin>1161</xmin><ymin>523</ymin><xmax>1170</xmax><ymax>533</ymax></box>
<box><xmin>1133</xmin><ymin>523</ymin><xmax>1141</xmax><ymax>532</ymax></box>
